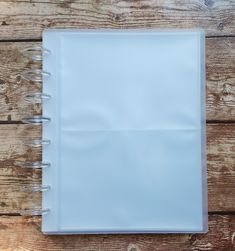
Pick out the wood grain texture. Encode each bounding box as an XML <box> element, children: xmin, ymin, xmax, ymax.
<box><xmin>207</xmin><ymin>124</ymin><xmax>235</xmax><ymax>212</ymax></box>
<box><xmin>0</xmin><ymin>42</ymin><xmax>41</xmax><ymax>122</ymax></box>
<box><xmin>0</xmin><ymin>37</ymin><xmax>234</xmax><ymax>122</ymax></box>
<box><xmin>0</xmin><ymin>124</ymin><xmax>41</xmax><ymax>213</ymax></box>
<box><xmin>0</xmin><ymin>1</ymin><xmax>234</xmax><ymax>249</ymax></box>
<box><xmin>207</xmin><ymin>37</ymin><xmax>235</xmax><ymax>121</ymax></box>
<box><xmin>0</xmin><ymin>215</ymin><xmax>234</xmax><ymax>251</ymax></box>
<box><xmin>0</xmin><ymin>0</ymin><xmax>235</xmax><ymax>40</ymax></box>
<box><xmin>0</xmin><ymin>123</ymin><xmax>234</xmax><ymax>214</ymax></box>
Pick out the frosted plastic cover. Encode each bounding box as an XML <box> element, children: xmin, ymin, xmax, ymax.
<box><xmin>42</xmin><ymin>29</ymin><xmax>207</xmax><ymax>234</ymax></box>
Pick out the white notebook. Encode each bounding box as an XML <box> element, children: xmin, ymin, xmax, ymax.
<box><xmin>29</xmin><ymin>29</ymin><xmax>207</xmax><ymax>234</ymax></box>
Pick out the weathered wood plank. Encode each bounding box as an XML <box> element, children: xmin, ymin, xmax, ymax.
<box><xmin>0</xmin><ymin>37</ymin><xmax>234</xmax><ymax>122</ymax></box>
<box><xmin>0</xmin><ymin>123</ymin><xmax>234</xmax><ymax>214</ymax></box>
<box><xmin>0</xmin><ymin>124</ymin><xmax>41</xmax><ymax>212</ymax></box>
<box><xmin>0</xmin><ymin>215</ymin><xmax>234</xmax><ymax>250</ymax></box>
<box><xmin>207</xmin><ymin>37</ymin><xmax>235</xmax><ymax>121</ymax></box>
<box><xmin>207</xmin><ymin>124</ymin><xmax>235</xmax><ymax>212</ymax></box>
<box><xmin>0</xmin><ymin>42</ymin><xmax>41</xmax><ymax>122</ymax></box>
<box><xmin>0</xmin><ymin>0</ymin><xmax>235</xmax><ymax>40</ymax></box>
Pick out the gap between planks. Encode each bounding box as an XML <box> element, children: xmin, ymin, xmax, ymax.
<box><xmin>0</xmin><ymin>34</ymin><xmax>235</xmax><ymax>43</ymax></box>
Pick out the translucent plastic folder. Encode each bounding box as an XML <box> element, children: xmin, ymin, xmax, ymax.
<box><xmin>38</xmin><ymin>29</ymin><xmax>207</xmax><ymax>233</ymax></box>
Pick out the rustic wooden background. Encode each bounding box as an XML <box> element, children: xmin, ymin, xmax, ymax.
<box><xmin>0</xmin><ymin>0</ymin><xmax>234</xmax><ymax>250</ymax></box>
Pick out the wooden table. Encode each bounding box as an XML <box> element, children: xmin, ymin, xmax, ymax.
<box><xmin>0</xmin><ymin>1</ymin><xmax>234</xmax><ymax>250</ymax></box>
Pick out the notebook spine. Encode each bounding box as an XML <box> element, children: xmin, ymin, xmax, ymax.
<box><xmin>19</xmin><ymin>46</ymin><xmax>51</xmax><ymax>216</ymax></box>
